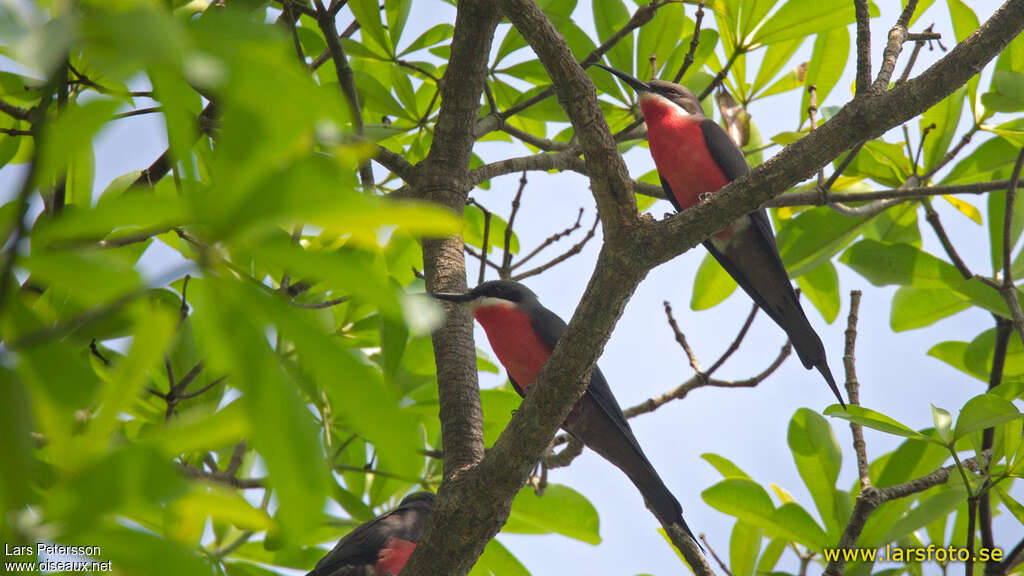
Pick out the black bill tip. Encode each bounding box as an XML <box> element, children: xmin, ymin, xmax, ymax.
<box><xmin>594</xmin><ymin>63</ymin><xmax>651</xmax><ymax>93</ymax></box>
<box><xmin>430</xmin><ymin>292</ymin><xmax>475</xmax><ymax>303</ymax></box>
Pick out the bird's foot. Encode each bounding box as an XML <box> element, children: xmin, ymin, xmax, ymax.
<box><xmin>698</xmin><ymin>192</ymin><xmax>714</xmax><ymax>204</ymax></box>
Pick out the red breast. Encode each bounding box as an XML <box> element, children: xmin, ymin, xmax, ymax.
<box><xmin>473</xmin><ymin>305</ymin><xmax>551</xmax><ymax>391</ymax></box>
<box><xmin>374</xmin><ymin>538</ymin><xmax>417</xmax><ymax>576</ymax></box>
<box><xmin>640</xmin><ymin>95</ymin><xmax>730</xmax><ymax>210</ymax></box>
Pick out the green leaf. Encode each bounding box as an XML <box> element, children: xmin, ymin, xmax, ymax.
<box><xmin>931</xmin><ymin>405</ymin><xmax>953</xmax><ymax>443</ymax></box>
<box><xmin>777</xmin><ymin>207</ymin><xmax>873</xmax><ymax>277</ymax></box>
<box><xmin>504</xmin><ymin>484</ymin><xmax>601</xmax><ymax>544</ymax></box>
<box><xmin>702</xmin><ymin>453</ymin><xmax>753</xmax><ymax>479</ymax></box>
<box><xmin>751</xmin><ymin>38</ymin><xmax>803</xmax><ymax>97</ymax></box>
<box><xmin>0</xmin><ymin>370</ymin><xmax>33</xmax><ymax>515</ymax></box>
<box><xmin>952</xmin><ymin>393</ymin><xmax>1023</xmax><ymax>441</ymax></box>
<box><xmin>943</xmin><ymin>134</ymin><xmax>1021</xmax><ymax>184</ymax></box>
<box><xmin>593</xmin><ymin>0</ymin><xmax>633</xmax><ymax>76</ymax></box>
<box><xmin>752</xmin><ymin>0</ymin><xmax>867</xmax><ymax>47</ymax></box>
<box><xmin>920</xmin><ymin>88</ymin><xmax>966</xmax><ymax>174</ymax></box>
<box><xmin>20</xmin><ymin>249</ymin><xmax>141</xmax><ymax>306</ymax></box>
<box><xmin>983</xmin><ymin>71</ymin><xmax>1024</xmax><ymax>112</ymax></box>
<box><xmin>90</xmin><ymin>305</ymin><xmax>177</xmax><ymax>442</ymax></box>
<box><xmin>691</xmin><ymin>252</ymin><xmax>738</xmax><ymax>310</ymax></box>
<box><xmin>481</xmin><ymin>388</ymin><xmax>522</xmax><ymax>447</ymax></box>
<box><xmin>400</xmin><ymin>24</ymin><xmax>454</xmax><ymax>56</ymax></box>
<box><xmin>824</xmin><ymin>405</ymin><xmax>933</xmax><ymax>441</ymax></box>
<box><xmin>730</xmin><ymin>520</ymin><xmax>762</xmax><ymax>576</ymax></box>
<box><xmin>702</xmin><ymin>478</ymin><xmax>829</xmax><ymax>550</ymax></box>
<box><xmin>891</xmin><ymin>287</ymin><xmax>971</xmax><ymax>332</ymax></box>
<box><xmin>193</xmin><ymin>278</ymin><xmax>328</xmax><ymax>542</ymax></box>
<box><xmin>801</xmin><ymin>26</ymin><xmax>848</xmax><ymax>126</ymax></box>
<box><xmin>637</xmin><ymin>2</ymin><xmax>684</xmax><ymax>81</ymax></box>
<box><xmin>349</xmin><ymin>0</ymin><xmax>390</xmax><ymax>57</ymax></box>
<box><xmin>988</xmin><ymin>185</ymin><xmax>1024</xmax><ymax>275</ymax></box>
<box><xmin>788</xmin><ymin>408</ymin><xmax>842</xmax><ymax>535</ymax></box>
<box><xmin>946</xmin><ymin>0</ymin><xmax>980</xmax><ymax>115</ymax></box>
<box><xmin>353</xmin><ymin>70</ymin><xmax>407</xmax><ymax>119</ymax></box>
<box><xmin>386</xmin><ymin>0</ymin><xmax>412</xmax><ymax>51</ymax></box>
<box><xmin>880</xmin><ymin>488</ymin><xmax>966</xmax><ymax>544</ymax></box>
<box><xmin>470</xmin><ymin>539</ymin><xmax>531</xmax><ymax>576</ymax></box>
<box><xmin>796</xmin><ymin>260</ymin><xmax>839</xmax><ymax>323</ymax></box>
<box><xmin>32</xmin><ymin>190</ymin><xmax>190</xmax><ymax>247</ymax></box>
<box><xmin>839</xmin><ymin>240</ymin><xmax>1008</xmax><ymax>319</ymax></box>
<box><xmin>38</xmin><ymin>99</ymin><xmax>120</xmax><ymax>188</ymax></box>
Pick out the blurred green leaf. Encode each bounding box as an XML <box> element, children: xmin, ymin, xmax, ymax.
<box><xmin>730</xmin><ymin>520</ymin><xmax>762</xmax><ymax>576</ymax></box>
<box><xmin>38</xmin><ymin>99</ymin><xmax>119</xmax><ymax>188</ymax></box>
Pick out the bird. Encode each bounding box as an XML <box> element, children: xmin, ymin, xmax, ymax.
<box><xmin>432</xmin><ymin>280</ymin><xmax>698</xmax><ymax>545</ymax></box>
<box><xmin>307</xmin><ymin>492</ymin><xmax>434</xmax><ymax>576</ymax></box>
<box><xmin>595</xmin><ymin>63</ymin><xmax>845</xmax><ymax>408</ymax></box>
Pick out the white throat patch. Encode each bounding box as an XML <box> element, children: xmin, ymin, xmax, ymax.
<box><xmin>640</xmin><ymin>92</ymin><xmax>690</xmax><ymax>115</ymax></box>
<box><xmin>469</xmin><ymin>296</ymin><xmax>518</xmax><ymax>311</ymax></box>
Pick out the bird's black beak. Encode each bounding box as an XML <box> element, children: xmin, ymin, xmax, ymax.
<box><xmin>430</xmin><ymin>292</ymin><xmax>475</xmax><ymax>303</ymax></box>
<box><xmin>594</xmin><ymin>63</ymin><xmax>650</xmax><ymax>94</ymax></box>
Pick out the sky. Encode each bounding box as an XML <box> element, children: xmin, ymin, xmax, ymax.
<box><xmin>0</xmin><ymin>0</ymin><xmax>1021</xmax><ymax>574</ymax></box>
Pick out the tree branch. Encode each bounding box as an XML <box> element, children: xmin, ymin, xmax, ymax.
<box><xmin>854</xmin><ymin>0</ymin><xmax>872</xmax><ymax>95</ymax></box>
<box><xmin>843</xmin><ymin>290</ymin><xmax>870</xmax><ymax>488</ymax></box>
<box><xmin>313</xmin><ymin>0</ymin><xmax>374</xmax><ymax>188</ymax></box>
<box><xmin>636</xmin><ymin>0</ymin><xmax>1024</xmax><ymax>269</ymax></box>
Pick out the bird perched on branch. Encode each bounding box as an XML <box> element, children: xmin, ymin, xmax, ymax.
<box><xmin>595</xmin><ymin>63</ymin><xmax>845</xmax><ymax>408</ymax></box>
<box><xmin>432</xmin><ymin>280</ymin><xmax>698</xmax><ymax>546</ymax></box>
<box><xmin>308</xmin><ymin>492</ymin><xmax>434</xmax><ymax>576</ymax></box>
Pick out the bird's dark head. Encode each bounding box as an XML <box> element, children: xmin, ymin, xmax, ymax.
<box><xmin>399</xmin><ymin>492</ymin><xmax>435</xmax><ymax>509</ymax></box>
<box><xmin>431</xmin><ymin>280</ymin><xmax>538</xmax><ymax>310</ymax></box>
<box><xmin>594</xmin><ymin>64</ymin><xmax>703</xmax><ymax>117</ymax></box>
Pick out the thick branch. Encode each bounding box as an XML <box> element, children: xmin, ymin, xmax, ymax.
<box><xmin>402</xmin><ymin>1</ymin><xmax>500</xmax><ymax>574</ymax></box>
<box><xmin>636</xmin><ymin>0</ymin><xmax>1024</xmax><ymax>269</ymax></box>
<box><xmin>499</xmin><ymin>0</ymin><xmax>639</xmax><ymax>233</ymax></box>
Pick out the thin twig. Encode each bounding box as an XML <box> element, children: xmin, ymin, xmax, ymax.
<box><xmin>624</xmin><ymin>341</ymin><xmax>791</xmax><ymax>418</ymax></box>
<box><xmin>511</xmin><ymin>208</ymin><xmax>585</xmax><ymax>271</ymax></box>
<box><xmin>923</xmin><ymin>198</ymin><xmax>974</xmax><ymax>279</ymax></box>
<box><xmin>510</xmin><ymin>214</ymin><xmax>598</xmax><ymax>281</ymax></box>
<box><xmin>501</xmin><ymin>172</ymin><xmax>527</xmax><ymax>277</ymax></box>
<box><xmin>673</xmin><ymin>1</ymin><xmax>705</xmax><ymax>83</ymax></box>
<box><xmin>663</xmin><ymin>300</ymin><xmax>703</xmax><ymax>375</ymax></box>
<box><xmin>313</xmin><ymin>0</ymin><xmax>373</xmax><ymax>188</ymax></box>
<box><xmin>705</xmin><ymin>302</ymin><xmax>758</xmax><ymax>376</ymax></box>
<box><xmin>699</xmin><ymin>534</ymin><xmax>734</xmax><ymax>576</ymax></box>
<box><xmin>843</xmin><ymin>290</ymin><xmax>870</xmax><ymax>487</ymax></box>
<box><xmin>698</xmin><ymin>49</ymin><xmax>740</xmax><ymax>101</ymax></box>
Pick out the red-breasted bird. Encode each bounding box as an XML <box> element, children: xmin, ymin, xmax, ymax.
<box><xmin>433</xmin><ymin>280</ymin><xmax>698</xmax><ymax>544</ymax></box>
<box><xmin>595</xmin><ymin>64</ymin><xmax>845</xmax><ymax>407</ymax></box>
<box><xmin>308</xmin><ymin>492</ymin><xmax>434</xmax><ymax>576</ymax></box>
